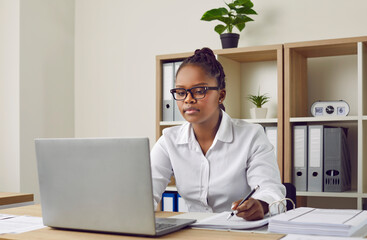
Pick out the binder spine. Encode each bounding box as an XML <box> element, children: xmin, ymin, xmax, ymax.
<box><xmin>293</xmin><ymin>126</ymin><xmax>308</xmax><ymax>191</ymax></box>
<box><xmin>162</xmin><ymin>63</ymin><xmax>174</xmax><ymax>121</ymax></box>
<box><xmin>265</xmin><ymin>126</ymin><xmax>278</xmax><ymax>161</ymax></box>
<box><xmin>308</xmin><ymin>125</ymin><xmax>324</xmax><ymax>192</ymax></box>
<box><xmin>324</xmin><ymin>127</ymin><xmax>351</xmax><ymax>192</ymax></box>
<box><xmin>173</xmin><ymin>61</ymin><xmax>185</xmax><ymax>121</ymax></box>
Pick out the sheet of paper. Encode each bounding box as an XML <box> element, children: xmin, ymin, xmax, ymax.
<box><xmin>269</xmin><ymin>207</ymin><xmax>367</xmax><ymax>237</ymax></box>
<box><xmin>281</xmin><ymin>234</ymin><xmax>365</xmax><ymax>240</ymax></box>
<box><xmin>292</xmin><ymin>209</ymin><xmax>362</xmax><ymax>225</ymax></box>
<box><xmin>0</xmin><ymin>215</ymin><xmax>45</xmax><ymax>234</ymax></box>
<box><xmin>0</xmin><ymin>214</ymin><xmax>15</xmax><ymax>220</ymax></box>
<box><xmin>169</xmin><ymin>212</ymin><xmax>217</xmax><ymax>221</ymax></box>
<box><xmin>191</xmin><ymin>211</ymin><xmax>269</xmax><ymax>230</ymax></box>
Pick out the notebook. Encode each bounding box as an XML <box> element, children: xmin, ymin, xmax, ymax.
<box><xmin>35</xmin><ymin>137</ymin><xmax>195</xmax><ymax>236</ymax></box>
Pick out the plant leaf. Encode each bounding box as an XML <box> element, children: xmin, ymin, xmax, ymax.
<box><xmin>235</xmin><ymin>22</ymin><xmax>245</xmax><ymax>32</ymax></box>
<box><xmin>201</xmin><ymin>8</ymin><xmax>228</xmax><ymax>21</ymax></box>
<box><xmin>235</xmin><ymin>0</ymin><xmax>254</xmax><ymax>8</ymax></box>
<box><xmin>236</xmin><ymin>7</ymin><xmax>257</xmax><ymax>15</ymax></box>
<box><xmin>215</xmin><ymin>24</ymin><xmax>227</xmax><ymax>34</ymax></box>
<box><xmin>236</xmin><ymin>15</ymin><xmax>254</xmax><ymax>22</ymax></box>
<box><xmin>218</xmin><ymin>16</ymin><xmax>232</xmax><ymax>25</ymax></box>
<box><xmin>233</xmin><ymin>15</ymin><xmax>253</xmax><ymax>25</ymax></box>
<box><xmin>247</xmin><ymin>93</ymin><xmax>270</xmax><ymax>108</ymax></box>
<box><xmin>227</xmin><ymin>2</ymin><xmax>236</xmax><ymax>10</ymax></box>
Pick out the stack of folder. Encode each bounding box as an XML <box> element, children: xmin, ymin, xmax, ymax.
<box><xmin>293</xmin><ymin>125</ymin><xmax>351</xmax><ymax>192</ymax></box>
<box><xmin>268</xmin><ymin>207</ymin><xmax>367</xmax><ymax>237</ymax></box>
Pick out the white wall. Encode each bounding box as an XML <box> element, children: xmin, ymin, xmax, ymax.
<box><xmin>0</xmin><ymin>0</ymin><xmax>74</xmax><ymax>202</ymax></box>
<box><xmin>0</xmin><ymin>0</ymin><xmax>20</xmax><ymax>192</ymax></box>
<box><xmin>74</xmin><ymin>0</ymin><xmax>367</xmax><ymax>145</ymax></box>
<box><xmin>19</xmin><ymin>0</ymin><xmax>75</xmax><ymax>201</ymax></box>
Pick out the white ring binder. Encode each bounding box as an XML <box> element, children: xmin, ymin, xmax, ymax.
<box><xmin>268</xmin><ymin>198</ymin><xmax>296</xmax><ymax>217</ymax></box>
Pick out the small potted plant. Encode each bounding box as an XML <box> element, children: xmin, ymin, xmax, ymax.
<box><xmin>201</xmin><ymin>0</ymin><xmax>257</xmax><ymax>49</ymax></box>
<box><xmin>247</xmin><ymin>89</ymin><xmax>270</xmax><ymax>119</ymax></box>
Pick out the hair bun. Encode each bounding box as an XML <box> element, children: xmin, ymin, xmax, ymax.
<box><xmin>194</xmin><ymin>47</ymin><xmax>215</xmax><ymax>59</ymax></box>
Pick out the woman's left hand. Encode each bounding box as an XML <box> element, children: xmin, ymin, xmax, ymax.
<box><xmin>231</xmin><ymin>198</ymin><xmax>269</xmax><ymax>221</ymax></box>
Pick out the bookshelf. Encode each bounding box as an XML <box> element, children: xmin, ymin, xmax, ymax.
<box><xmin>284</xmin><ymin>36</ymin><xmax>367</xmax><ymax>209</ymax></box>
<box><xmin>156</xmin><ymin>36</ymin><xmax>367</xmax><ymax>210</ymax></box>
<box><xmin>156</xmin><ymin>44</ymin><xmax>284</xmax><ymax>179</ymax></box>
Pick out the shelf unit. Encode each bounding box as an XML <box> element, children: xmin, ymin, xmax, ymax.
<box><xmin>156</xmin><ymin>44</ymin><xmax>284</xmax><ymax>179</ymax></box>
<box><xmin>284</xmin><ymin>36</ymin><xmax>367</xmax><ymax>209</ymax></box>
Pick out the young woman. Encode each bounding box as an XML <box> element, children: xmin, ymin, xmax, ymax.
<box><xmin>151</xmin><ymin>48</ymin><xmax>285</xmax><ymax>221</ymax></box>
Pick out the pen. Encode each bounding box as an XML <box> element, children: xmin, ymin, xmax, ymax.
<box><xmin>226</xmin><ymin>185</ymin><xmax>260</xmax><ymax>220</ymax></box>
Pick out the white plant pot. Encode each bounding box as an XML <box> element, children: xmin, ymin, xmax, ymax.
<box><xmin>250</xmin><ymin>108</ymin><xmax>268</xmax><ymax>119</ymax></box>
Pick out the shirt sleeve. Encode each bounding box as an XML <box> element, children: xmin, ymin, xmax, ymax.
<box><xmin>150</xmin><ymin>136</ymin><xmax>174</xmax><ymax>210</ymax></box>
<box><xmin>246</xmin><ymin>126</ymin><xmax>286</xmax><ymax>215</ymax></box>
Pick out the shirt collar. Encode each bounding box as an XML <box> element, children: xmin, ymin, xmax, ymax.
<box><xmin>176</xmin><ymin>110</ymin><xmax>233</xmax><ymax>144</ymax></box>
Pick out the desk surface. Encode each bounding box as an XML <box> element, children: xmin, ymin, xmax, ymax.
<box><xmin>0</xmin><ymin>193</ymin><xmax>34</xmax><ymax>206</ymax></box>
<box><xmin>0</xmin><ymin>205</ymin><xmax>285</xmax><ymax>240</ymax></box>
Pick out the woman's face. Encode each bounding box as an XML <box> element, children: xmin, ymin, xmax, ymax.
<box><xmin>175</xmin><ymin>65</ymin><xmax>226</xmax><ymax>125</ymax></box>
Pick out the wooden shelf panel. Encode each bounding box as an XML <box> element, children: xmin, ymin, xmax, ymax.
<box><xmin>156</xmin><ymin>52</ymin><xmax>193</xmax><ymax>62</ymax></box>
<box><xmin>289</xmin><ymin>116</ymin><xmax>359</xmax><ymax>122</ymax></box>
<box><xmin>214</xmin><ymin>44</ymin><xmax>281</xmax><ymax>62</ymax></box>
<box><xmin>160</xmin><ymin>118</ymin><xmax>278</xmax><ymax>126</ymax></box>
<box><xmin>243</xmin><ymin>118</ymin><xmax>278</xmax><ymax>124</ymax></box>
<box><xmin>297</xmin><ymin>190</ymin><xmax>359</xmax><ymax>198</ymax></box>
<box><xmin>165</xmin><ymin>186</ymin><xmax>177</xmax><ymax>192</ymax></box>
<box><xmin>285</xmin><ymin>36</ymin><xmax>367</xmax><ymax>58</ymax></box>
<box><xmin>160</xmin><ymin>121</ymin><xmax>184</xmax><ymax>126</ymax></box>
<box><xmin>0</xmin><ymin>193</ymin><xmax>34</xmax><ymax>205</ymax></box>
<box><xmin>290</xmin><ymin>43</ymin><xmax>357</xmax><ymax>58</ymax></box>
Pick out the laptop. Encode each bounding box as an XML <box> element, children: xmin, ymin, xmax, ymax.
<box><xmin>35</xmin><ymin>137</ymin><xmax>196</xmax><ymax>236</ymax></box>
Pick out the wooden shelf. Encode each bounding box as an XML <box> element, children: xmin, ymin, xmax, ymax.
<box><xmin>160</xmin><ymin>118</ymin><xmax>278</xmax><ymax>126</ymax></box>
<box><xmin>296</xmin><ymin>190</ymin><xmax>359</xmax><ymax>198</ymax></box>
<box><xmin>157</xmin><ymin>36</ymin><xmax>367</xmax><ymax>210</ymax></box>
<box><xmin>289</xmin><ymin>116</ymin><xmax>359</xmax><ymax>122</ymax></box>
<box><xmin>160</xmin><ymin>121</ymin><xmax>185</xmax><ymax>126</ymax></box>
<box><xmin>284</xmin><ymin>36</ymin><xmax>367</xmax><ymax>210</ymax></box>
<box><xmin>214</xmin><ymin>44</ymin><xmax>280</xmax><ymax>62</ymax></box>
<box><xmin>0</xmin><ymin>192</ymin><xmax>34</xmax><ymax>206</ymax></box>
<box><xmin>165</xmin><ymin>186</ymin><xmax>178</xmax><ymax>192</ymax></box>
<box><xmin>242</xmin><ymin>118</ymin><xmax>278</xmax><ymax>124</ymax></box>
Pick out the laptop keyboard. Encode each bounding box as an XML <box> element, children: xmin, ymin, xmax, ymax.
<box><xmin>155</xmin><ymin>222</ymin><xmax>176</xmax><ymax>231</ymax></box>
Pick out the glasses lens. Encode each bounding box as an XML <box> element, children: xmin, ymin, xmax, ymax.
<box><xmin>191</xmin><ymin>87</ymin><xmax>206</xmax><ymax>99</ymax></box>
<box><xmin>173</xmin><ymin>89</ymin><xmax>187</xmax><ymax>100</ymax></box>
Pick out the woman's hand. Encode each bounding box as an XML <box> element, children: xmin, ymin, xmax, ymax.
<box><xmin>231</xmin><ymin>198</ymin><xmax>269</xmax><ymax>221</ymax></box>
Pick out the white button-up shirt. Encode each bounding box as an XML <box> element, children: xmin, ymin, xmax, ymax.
<box><xmin>151</xmin><ymin>111</ymin><xmax>285</xmax><ymax>214</ymax></box>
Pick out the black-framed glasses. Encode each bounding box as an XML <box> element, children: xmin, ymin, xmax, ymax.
<box><xmin>170</xmin><ymin>86</ymin><xmax>219</xmax><ymax>101</ymax></box>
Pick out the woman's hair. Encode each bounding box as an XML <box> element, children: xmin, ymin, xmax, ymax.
<box><xmin>176</xmin><ymin>47</ymin><xmax>226</xmax><ymax>111</ymax></box>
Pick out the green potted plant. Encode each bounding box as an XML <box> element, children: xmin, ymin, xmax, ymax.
<box><xmin>247</xmin><ymin>89</ymin><xmax>270</xmax><ymax>119</ymax></box>
<box><xmin>201</xmin><ymin>0</ymin><xmax>257</xmax><ymax>49</ymax></box>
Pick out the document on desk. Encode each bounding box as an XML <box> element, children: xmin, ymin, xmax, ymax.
<box><xmin>0</xmin><ymin>214</ymin><xmax>16</xmax><ymax>220</ymax></box>
<box><xmin>0</xmin><ymin>215</ymin><xmax>45</xmax><ymax>234</ymax></box>
<box><xmin>281</xmin><ymin>234</ymin><xmax>365</xmax><ymax>240</ymax></box>
<box><xmin>269</xmin><ymin>207</ymin><xmax>367</xmax><ymax>237</ymax></box>
<box><xmin>190</xmin><ymin>211</ymin><xmax>269</xmax><ymax>230</ymax></box>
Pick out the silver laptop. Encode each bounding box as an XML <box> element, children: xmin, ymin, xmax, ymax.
<box><xmin>35</xmin><ymin>137</ymin><xmax>195</xmax><ymax>236</ymax></box>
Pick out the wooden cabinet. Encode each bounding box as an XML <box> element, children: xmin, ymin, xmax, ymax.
<box><xmin>284</xmin><ymin>36</ymin><xmax>367</xmax><ymax>209</ymax></box>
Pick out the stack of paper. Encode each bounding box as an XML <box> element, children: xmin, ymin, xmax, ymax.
<box><xmin>190</xmin><ymin>211</ymin><xmax>269</xmax><ymax>230</ymax></box>
<box><xmin>0</xmin><ymin>214</ymin><xmax>45</xmax><ymax>234</ymax></box>
<box><xmin>268</xmin><ymin>207</ymin><xmax>367</xmax><ymax>237</ymax></box>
